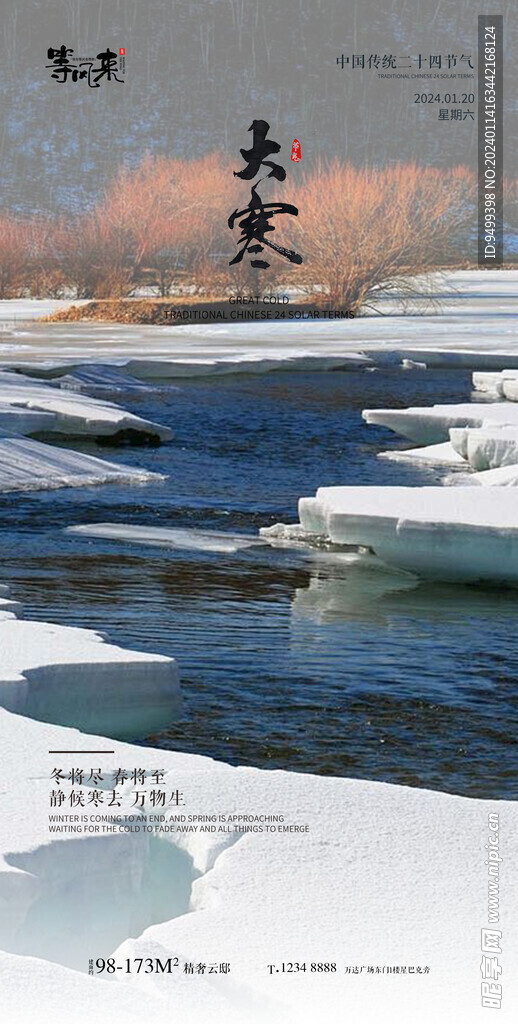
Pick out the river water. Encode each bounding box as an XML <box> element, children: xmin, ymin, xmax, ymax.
<box><xmin>1</xmin><ymin>366</ymin><xmax>516</xmax><ymax>798</ymax></box>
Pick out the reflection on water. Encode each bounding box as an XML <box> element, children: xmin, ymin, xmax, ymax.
<box><xmin>1</xmin><ymin>367</ymin><xmax>517</xmax><ymax>798</ymax></box>
<box><xmin>292</xmin><ymin>554</ymin><xmax>518</xmax><ymax>625</ymax></box>
<box><xmin>292</xmin><ymin>554</ymin><xmax>418</xmax><ymax>623</ymax></box>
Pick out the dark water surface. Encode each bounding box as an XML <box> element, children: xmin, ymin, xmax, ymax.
<box><xmin>1</xmin><ymin>368</ymin><xmax>517</xmax><ymax>799</ymax></box>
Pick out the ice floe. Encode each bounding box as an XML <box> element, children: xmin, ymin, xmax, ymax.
<box><xmin>401</xmin><ymin>358</ymin><xmax>427</xmax><ymax>370</ymax></box>
<box><xmin>123</xmin><ymin>352</ymin><xmax>371</xmax><ymax>379</ymax></box>
<box><xmin>449</xmin><ymin>425</ymin><xmax>518</xmax><ymax>470</ymax></box>
<box><xmin>0</xmin><ymin>371</ymin><xmax>171</xmax><ymax>442</ymax></box>
<box><xmin>449</xmin><ymin>463</ymin><xmax>518</xmax><ymax>487</ymax></box>
<box><xmin>292</xmin><ymin>485</ymin><xmax>518</xmax><ymax>583</ymax></box>
<box><xmin>0</xmin><ymin>435</ymin><xmax>163</xmax><ymax>492</ymax></box>
<box><xmin>473</xmin><ymin>369</ymin><xmax>518</xmax><ymax>399</ymax></box>
<box><xmin>378</xmin><ymin>440</ymin><xmax>465</xmax><ymax>466</ymax></box>
<box><xmin>259</xmin><ymin>522</ymin><xmax>320</xmax><ymax>546</ymax></box>
<box><xmin>49</xmin><ymin>363</ymin><xmax>179</xmax><ymax>394</ymax></box>
<box><xmin>380</xmin><ymin>426</ymin><xmax>518</xmax><ymax>474</ymax></box>
<box><xmin>65</xmin><ymin>524</ymin><xmax>266</xmax><ymax>553</ymax></box>
<box><xmin>363</xmin><ymin>401</ymin><xmax>518</xmax><ymax>445</ymax></box>
<box><xmin>499</xmin><ymin>378</ymin><xmax>518</xmax><ymax>402</ymax></box>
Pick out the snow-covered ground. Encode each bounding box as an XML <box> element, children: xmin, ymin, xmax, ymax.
<box><xmin>1</xmin><ymin>271</ymin><xmax>518</xmax><ymax>376</ymax></box>
<box><xmin>1</xmin><ymin>697</ymin><xmax>516</xmax><ymax>1024</ymax></box>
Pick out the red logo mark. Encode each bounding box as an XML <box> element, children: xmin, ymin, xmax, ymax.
<box><xmin>291</xmin><ymin>139</ymin><xmax>301</xmax><ymax>162</ymax></box>
<box><xmin>119</xmin><ymin>48</ymin><xmax>125</xmax><ymax>55</ymax></box>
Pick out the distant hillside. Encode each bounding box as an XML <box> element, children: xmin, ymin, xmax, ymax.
<box><xmin>0</xmin><ymin>0</ymin><xmax>515</xmax><ymax>214</ymax></box>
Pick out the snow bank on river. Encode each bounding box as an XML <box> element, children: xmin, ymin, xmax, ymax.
<box><xmin>289</xmin><ymin>486</ymin><xmax>518</xmax><ymax>584</ymax></box>
<box><xmin>1</xmin><ymin>705</ymin><xmax>516</xmax><ymax>1024</ymax></box>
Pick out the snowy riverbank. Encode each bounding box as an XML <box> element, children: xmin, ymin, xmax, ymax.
<box><xmin>1</xmin><ymin>272</ymin><xmax>518</xmax><ymax>376</ymax></box>
<box><xmin>2</xmin><ymin>675</ymin><xmax>516</xmax><ymax>1024</ymax></box>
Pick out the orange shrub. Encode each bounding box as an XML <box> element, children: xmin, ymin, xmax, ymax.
<box><xmin>0</xmin><ymin>160</ymin><xmax>478</xmax><ymax>301</ymax></box>
<box><xmin>288</xmin><ymin>162</ymin><xmax>475</xmax><ymax>310</ymax></box>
